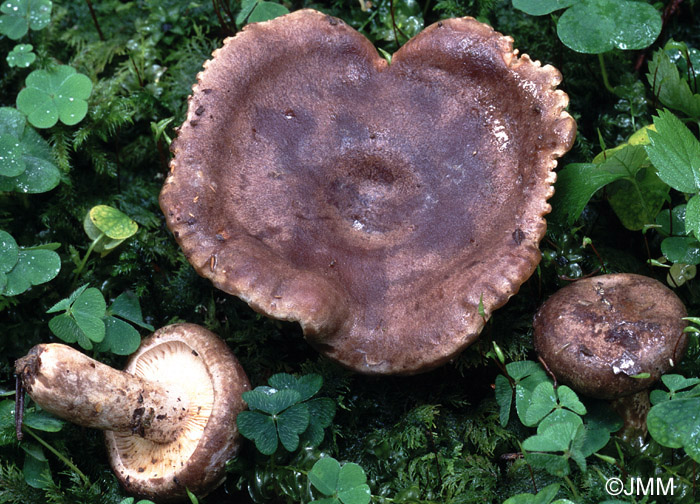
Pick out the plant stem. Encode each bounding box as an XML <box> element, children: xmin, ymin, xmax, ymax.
<box><xmin>23</xmin><ymin>427</ymin><xmax>90</xmax><ymax>486</ymax></box>
<box><xmin>598</xmin><ymin>53</ymin><xmax>616</xmax><ymax>94</ymax></box>
<box><xmin>563</xmin><ymin>475</ymin><xmax>579</xmax><ymax>501</ymax></box>
<box><xmin>84</xmin><ymin>0</ymin><xmax>105</xmax><ymax>41</ymax></box>
<box><xmin>74</xmin><ymin>233</ymin><xmax>104</xmax><ymax>278</ymax></box>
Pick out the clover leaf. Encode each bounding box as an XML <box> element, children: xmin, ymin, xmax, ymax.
<box><xmin>46</xmin><ymin>286</ymin><xmax>150</xmax><ymax>354</ymax></box>
<box><xmin>513</xmin><ymin>0</ymin><xmax>662</xmax><ymax>54</ymax></box>
<box><xmin>0</xmin><ymin>0</ymin><xmax>51</xmax><ymax>40</ymax></box>
<box><xmin>1</xmin><ymin>231</ymin><xmax>61</xmax><ymax>297</ymax></box>
<box><xmin>6</xmin><ymin>43</ymin><xmax>35</xmax><ymax>68</ymax></box>
<box><xmin>309</xmin><ymin>457</ymin><xmax>371</xmax><ymax>504</ymax></box>
<box><xmin>17</xmin><ymin>65</ymin><xmax>92</xmax><ymax>129</ymax></box>
<box><xmin>237</xmin><ymin>373</ymin><xmax>335</xmax><ymax>455</ymax></box>
<box><xmin>0</xmin><ymin>107</ymin><xmax>60</xmax><ymax>194</ymax></box>
<box><xmin>47</xmin><ymin>285</ymin><xmax>106</xmax><ymax>350</ymax></box>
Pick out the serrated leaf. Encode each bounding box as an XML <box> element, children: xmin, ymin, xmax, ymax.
<box><xmin>686</xmin><ymin>195</ymin><xmax>700</xmax><ymax>240</ymax></box>
<box><xmin>237</xmin><ymin>410</ymin><xmax>278</xmax><ymax>455</ymax></box>
<box><xmin>557</xmin><ymin>0</ymin><xmax>661</xmax><ymax>54</ymax></box>
<box><xmin>648</xmin><ymin>48</ymin><xmax>700</xmax><ymax>118</ymax></box>
<box><xmin>646</xmin><ymin>109</ymin><xmax>700</xmax><ymax>193</ymax></box>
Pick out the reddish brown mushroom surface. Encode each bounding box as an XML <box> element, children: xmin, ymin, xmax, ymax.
<box><xmin>160</xmin><ymin>9</ymin><xmax>576</xmax><ymax>374</ymax></box>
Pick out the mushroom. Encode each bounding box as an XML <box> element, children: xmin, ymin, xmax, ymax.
<box><xmin>160</xmin><ymin>9</ymin><xmax>576</xmax><ymax>374</ymax></box>
<box><xmin>14</xmin><ymin>323</ymin><xmax>250</xmax><ymax>502</ymax></box>
<box><xmin>533</xmin><ymin>273</ymin><xmax>688</xmax><ymax>444</ymax></box>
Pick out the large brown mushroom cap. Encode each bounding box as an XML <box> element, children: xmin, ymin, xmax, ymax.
<box><xmin>160</xmin><ymin>9</ymin><xmax>575</xmax><ymax>374</ymax></box>
<box><xmin>105</xmin><ymin>323</ymin><xmax>250</xmax><ymax>501</ymax></box>
<box><xmin>533</xmin><ymin>274</ymin><xmax>688</xmax><ymax>400</ymax></box>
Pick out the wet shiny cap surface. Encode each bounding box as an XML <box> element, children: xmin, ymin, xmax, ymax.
<box><xmin>161</xmin><ymin>9</ymin><xmax>576</xmax><ymax>374</ymax></box>
<box><xmin>534</xmin><ymin>274</ymin><xmax>688</xmax><ymax>399</ymax></box>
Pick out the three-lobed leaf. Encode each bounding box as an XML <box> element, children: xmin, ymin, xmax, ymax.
<box><xmin>0</xmin><ymin>0</ymin><xmax>52</xmax><ymax>40</ymax></box>
<box><xmin>17</xmin><ymin>65</ymin><xmax>92</xmax><ymax>129</ymax></box>
<box><xmin>6</xmin><ymin>43</ymin><xmax>35</xmax><ymax>68</ymax></box>
<box><xmin>309</xmin><ymin>458</ymin><xmax>371</xmax><ymax>504</ymax></box>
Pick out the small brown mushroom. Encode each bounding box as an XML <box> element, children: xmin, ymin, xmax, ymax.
<box><xmin>533</xmin><ymin>273</ymin><xmax>688</xmax><ymax>443</ymax></box>
<box><xmin>15</xmin><ymin>323</ymin><xmax>250</xmax><ymax>502</ymax></box>
<box><xmin>160</xmin><ymin>9</ymin><xmax>576</xmax><ymax>374</ymax></box>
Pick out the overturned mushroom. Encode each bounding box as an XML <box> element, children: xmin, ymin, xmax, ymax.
<box><xmin>160</xmin><ymin>9</ymin><xmax>576</xmax><ymax>374</ymax></box>
<box><xmin>15</xmin><ymin>323</ymin><xmax>250</xmax><ymax>502</ymax></box>
<box><xmin>533</xmin><ymin>273</ymin><xmax>688</xmax><ymax>444</ymax></box>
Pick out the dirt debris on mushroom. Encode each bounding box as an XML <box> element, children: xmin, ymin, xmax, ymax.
<box><xmin>15</xmin><ymin>323</ymin><xmax>250</xmax><ymax>502</ymax></box>
<box><xmin>533</xmin><ymin>273</ymin><xmax>688</xmax><ymax>443</ymax></box>
<box><xmin>160</xmin><ymin>9</ymin><xmax>576</xmax><ymax>374</ymax></box>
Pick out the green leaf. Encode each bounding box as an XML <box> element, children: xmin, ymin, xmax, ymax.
<box><xmin>71</xmin><ymin>287</ymin><xmax>106</xmax><ymax>343</ymax></box>
<box><xmin>525</xmin><ymin>382</ymin><xmax>557</xmax><ymax>426</ymax></box>
<box><xmin>277</xmin><ymin>402</ymin><xmax>309</xmax><ymax>451</ymax></box>
<box><xmin>495</xmin><ymin>374</ymin><xmax>513</xmax><ymax>427</ymax></box>
<box><xmin>0</xmin><ymin>400</ymin><xmax>16</xmax><ymax>446</ymax></box>
<box><xmin>557</xmin><ymin>386</ymin><xmax>587</xmax><ymax>415</ymax></box>
<box><xmin>21</xmin><ymin>441</ymin><xmax>47</xmax><ymax>461</ymax></box>
<box><xmin>22</xmin><ymin>410</ymin><xmax>63</xmax><ymax>432</ymax></box>
<box><xmin>247</xmin><ymin>1</ymin><xmax>289</xmax><ymax>24</ymax></box>
<box><xmin>337</xmin><ymin>463</ymin><xmax>371</xmax><ymax>504</ymax></box>
<box><xmin>646</xmin><ymin>109</ymin><xmax>700</xmax><ymax>193</ymax></box>
<box><xmin>0</xmin><ymin>134</ymin><xmax>26</xmax><ymax>177</ymax></box>
<box><xmin>243</xmin><ymin>388</ymin><xmax>301</xmax><ymax>415</ymax></box>
<box><xmin>6</xmin><ymin>43</ymin><xmax>35</xmax><ymax>68</ymax></box>
<box><xmin>3</xmin><ymin>249</ymin><xmax>61</xmax><ymax>296</ymax></box>
<box><xmin>686</xmin><ymin>195</ymin><xmax>700</xmax><ymax>240</ymax></box>
<box><xmin>48</xmin><ymin>313</ymin><xmax>82</xmax><ymax>344</ymax></box>
<box><xmin>237</xmin><ymin>410</ymin><xmax>278</xmax><ymax>455</ymax></box>
<box><xmin>525</xmin><ymin>452</ymin><xmax>571</xmax><ymax>477</ymax></box>
<box><xmin>23</xmin><ymin>453</ymin><xmax>52</xmax><ymax>489</ymax></box>
<box><xmin>17</xmin><ymin>65</ymin><xmax>92</xmax><ymax>128</ymax></box>
<box><xmin>47</xmin><ymin>284</ymin><xmax>88</xmax><ymax>313</ymax></box>
<box><xmin>503</xmin><ymin>483</ymin><xmax>561</xmax><ymax>504</ymax></box>
<box><xmin>647</xmin><ymin>397</ymin><xmax>700</xmax><ymax>462</ymax></box>
<box><xmin>309</xmin><ymin>457</ymin><xmax>342</xmax><ymax>496</ymax></box>
<box><xmin>0</xmin><ymin>230</ymin><xmax>19</xmax><ymax>273</ymax></box>
<box><xmin>302</xmin><ymin>397</ymin><xmax>336</xmax><ymax>446</ymax></box>
<box><xmin>647</xmin><ymin>47</ymin><xmax>700</xmax><ymax>118</ymax></box>
<box><xmin>88</xmin><ymin>205</ymin><xmax>138</xmax><ymax>240</ymax></box>
<box><xmin>550</xmin><ymin>163</ymin><xmax>625</xmax><ymax>224</ymax></box>
<box><xmin>108</xmin><ymin>291</ymin><xmax>154</xmax><ymax>330</ymax></box>
<box><xmin>557</xmin><ymin>0</ymin><xmax>661</xmax><ymax>54</ymax></box>
<box><xmin>0</xmin><ymin>107</ymin><xmax>25</xmax><ymax>137</ymax></box>
<box><xmin>661</xmin><ymin>236</ymin><xmax>700</xmax><ymax>265</ymax></box>
<box><xmin>99</xmin><ymin>316</ymin><xmax>141</xmax><ymax>355</ymax></box>
<box><xmin>0</xmin><ymin>120</ymin><xmax>60</xmax><ymax>194</ymax></box>
<box><xmin>512</xmin><ymin>0</ymin><xmax>577</xmax><ymax>16</ymax></box>
<box><xmin>607</xmin><ymin>169</ymin><xmax>670</xmax><ymax>231</ymax></box>
<box><xmin>524</xmin><ymin>422</ymin><xmax>579</xmax><ymax>453</ymax></box>
<box><xmin>0</xmin><ymin>0</ymin><xmax>51</xmax><ymax>40</ymax></box>
<box><xmin>661</xmin><ymin>374</ymin><xmax>700</xmax><ymax>393</ymax></box>
<box><xmin>656</xmin><ymin>205</ymin><xmax>687</xmax><ymax>236</ymax></box>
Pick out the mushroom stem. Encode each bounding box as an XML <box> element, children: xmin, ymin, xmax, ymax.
<box><xmin>15</xmin><ymin>343</ymin><xmax>191</xmax><ymax>444</ymax></box>
<box><xmin>609</xmin><ymin>390</ymin><xmax>651</xmax><ymax>448</ymax></box>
